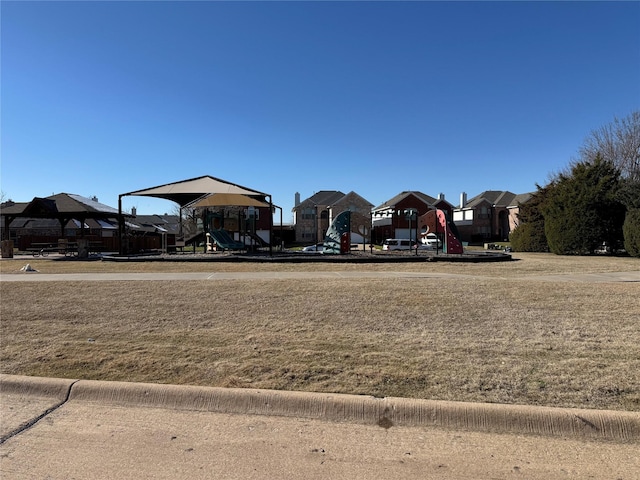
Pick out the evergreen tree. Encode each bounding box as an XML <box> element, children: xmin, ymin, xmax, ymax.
<box><xmin>542</xmin><ymin>156</ymin><xmax>625</xmax><ymax>255</ymax></box>
<box><xmin>509</xmin><ymin>184</ymin><xmax>549</xmax><ymax>252</ymax></box>
<box><xmin>618</xmin><ymin>178</ymin><xmax>640</xmax><ymax>257</ymax></box>
<box><xmin>623</xmin><ymin>208</ymin><xmax>640</xmax><ymax>257</ymax></box>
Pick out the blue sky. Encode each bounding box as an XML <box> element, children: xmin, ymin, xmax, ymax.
<box><xmin>2</xmin><ymin>1</ymin><xmax>639</xmax><ymax>221</ymax></box>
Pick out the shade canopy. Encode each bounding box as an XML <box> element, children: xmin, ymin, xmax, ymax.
<box><xmin>184</xmin><ymin>193</ymin><xmax>270</xmax><ymax>209</ymax></box>
<box><xmin>121</xmin><ymin>175</ymin><xmax>268</xmax><ymax>207</ymax></box>
<box><xmin>118</xmin><ymin>175</ymin><xmax>275</xmax><ymax>255</ymax></box>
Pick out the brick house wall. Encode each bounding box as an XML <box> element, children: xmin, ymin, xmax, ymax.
<box><xmin>293</xmin><ymin>191</ymin><xmax>373</xmax><ymax>244</ymax></box>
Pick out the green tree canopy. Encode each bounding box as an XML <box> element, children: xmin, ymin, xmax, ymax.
<box><xmin>509</xmin><ymin>184</ymin><xmax>549</xmax><ymax>252</ymax></box>
<box><xmin>623</xmin><ymin>208</ymin><xmax>640</xmax><ymax>257</ymax></box>
<box><xmin>542</xmin><ymin>156</ymin><xmax>626</xmax><ymax>255</ymax></box>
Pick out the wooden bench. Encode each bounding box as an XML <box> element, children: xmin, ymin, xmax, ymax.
<box><xmin>167</xmin><ymin>240</ymin><xmax>186</xmax><ymax>254</ymax></box>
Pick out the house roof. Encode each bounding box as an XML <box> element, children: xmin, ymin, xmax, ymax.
<box><xmin>3</xmin><ymin>194</ymin><xmax>122</xmax><ymax>219</ymax></box>
<box><xmin>509</xmin><ymin>192</ymin><xmax>533</xmax><ymax>207</ymax></box>
<box><xmin>6</xmin><ymin>218</ymin><xmax>62</xmax><ymax>229</ymax></box>
<box><xmin>373</xmin><ymin>191</ymin><xmax>438</xmax><ymax>211</ymax></box>
<box><xmin>462</xmin><ymin>191</ymin><xmax>516</xmax><ymax>209</ymax></box>
<box><xmin>131</xmin><ymin>214</ymin><xmax>181</xmax><ymax>234</ymax></box>
<box><xmin>0</xmin><ymin>201</ymin><xmax>29</xmax><ymax>216</ymax></box>
<box><xmin>293</xmin><ymin>190</ymin><xmax>373</xmax><ymax>211</ymax></box>
<box><xmin>122</xmin><ymin>175</ymin><xmax>268</xmax><ymax>207</ymax></box>
<box><xmin>295</xmin><ymin>190</ymin><xmax>346</xmax><ymax>208</ymax></box>
<box><xmin>459</xmin><ymin>191</ymin><xmax>533</xmax><ymax>209</ymax></box>
<box><xmin>340</xmin><ymin>191</ymin><xmax>374</xmax><ymax>208</ymax></box>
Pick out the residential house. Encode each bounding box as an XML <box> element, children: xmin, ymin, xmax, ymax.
<box><xmin>292</xmin><ymin>191</ymin><xmax>374</xmax><ymax>244</ymax></box>
<box><xmin>124</xmin><ymin>209</ymin><xmax>182</xmax><ymax>251</ymax></box>
<box><xmin>371</xmin><ymin>191</ymin><xmax>454</xmax><ymax>244</ymax></box>
<box><xmin>453</xmin><ymin>191</ymin><xmax>532</xmax><ymax>244</ymax></box>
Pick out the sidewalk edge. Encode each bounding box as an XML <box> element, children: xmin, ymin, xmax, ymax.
<box><xmin>3</xmin><ymin>375</ymin><xmax>638</xmax><ymax>442</ymax></box>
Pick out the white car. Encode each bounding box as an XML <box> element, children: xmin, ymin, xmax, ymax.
<box><xmin>302</xmin><ymin>243</ymin><xmax>324</xmax><ymax>253</ymax></box>
<box><xmin>382</xmin><ymin>239</ymin><xmax>416</xmax><ymax>251</ymax></box>
<box><xmin>421</xmin><ymin>233</ymin><xmax>442</xmax><ymax>248</ymax></box>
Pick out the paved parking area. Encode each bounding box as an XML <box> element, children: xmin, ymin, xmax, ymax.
<box><xmin>2</xmin><ymin>270</ymin><xmax>639</xmax><ymax>283</ymax></box>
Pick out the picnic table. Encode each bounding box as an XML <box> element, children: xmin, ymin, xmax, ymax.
<box><xmin>27</xmin><ymin>242</ymin><xmax>76</xmax><ymax>257</ymax></box>
<box><xmin>27</xmin><ymin>241</ymin><xmax>107</xmax><ymax>257</ymax></box>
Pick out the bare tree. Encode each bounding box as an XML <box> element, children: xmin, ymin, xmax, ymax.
<box><xmin>578</xmin><ymin>110</ymin><xmax>640</xmax><ymax>181</ymax></box>
<box><xmin>171</xmin><ymin>204</ymin><xmax>198</xmax><ymax>239</ymax></box>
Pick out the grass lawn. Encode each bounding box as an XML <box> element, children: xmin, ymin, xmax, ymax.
<box><xmin>1</xmin><ymin>252</ymin><xmax>638</xmax><ymax>411</ymax></box>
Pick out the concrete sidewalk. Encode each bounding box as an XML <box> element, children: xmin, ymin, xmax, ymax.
<box><xmin>1</xmin><ymin>375</ymin><xmax>639</xmax><ymax>479</ymax></box>
<box><xmin>2</xmin><ymin>269</ymin><xmax>640</xmax><ymax>283</ymax></box>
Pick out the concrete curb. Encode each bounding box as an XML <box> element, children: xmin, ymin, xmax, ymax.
<box><xmin>2</xmin><ymin>375</ymin><xmax>639</xmax><ymax>442</ymax></box>
<box><xmin>0</xmin><ymin>374</ymin><xmax>76</xmax><ymax>400</ymax></box>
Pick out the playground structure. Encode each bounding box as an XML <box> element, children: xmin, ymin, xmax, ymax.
<box><xmin>322</xmin><ymin>211</ymin><xmax>351</xmax><ymax>254</ymax></box>
<box><xmin>205</xmin><ymin>230</ymin><xmax>245</xmax><ymax>252</ymax></box>
<box><xmin>418</xmin><ymin>209</ymin><xmax>464</xmax><ymax>254</ymax></box>
<box><xmin>118</xmin><ymin>175</ymin><xmax>276</xmax><ymax>255</ymax></box>
<box><xmin>318</xmin><ymin>208</ymin><xmax>465</xmax><ymax>256</ymax></box>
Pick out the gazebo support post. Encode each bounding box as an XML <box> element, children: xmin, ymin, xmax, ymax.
<box><xmin>118</xmin><ymin>195</ymin><xmax>124</xmax><ymax>255</ymax></box>
<box><xmin>268</xmin><ymin>195</ymin><xmax>273</xmax><ymax>257</ymax></box>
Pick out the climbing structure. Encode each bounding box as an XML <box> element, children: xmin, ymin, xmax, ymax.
<box><xmin>418</xmin><ymin>209</ymin><xmax>464</xmax><ymax>254</ymax></box>
<box><xmin>323</xmin><ymin>210</ymin><xmax>351</xmax><ymax>254</ymax></box>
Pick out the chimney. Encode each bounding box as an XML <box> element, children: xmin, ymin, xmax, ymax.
<box><xmin>131</xmin><ymin>206</ymin><xmax>137</xmax><ymax>216</ymax></box>
<box><xmin>460</xmin><ymin>192</ymin><xmax>467</xmax><ymax>208</ymax></box>
<box><xmin>294</xmin><ymin>192</ymin><xmax>301</xmax><ymax>207</ymax></box>
<box><xmin>438</xmin><ymin>193</ymin><xmax>444</xmax><ymax>201</ymax></box>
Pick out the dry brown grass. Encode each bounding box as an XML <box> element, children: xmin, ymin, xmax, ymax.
<box><xmin>1</xmin><ymin>253</ymin><xmax>639</xmax><ymax>411</ymax></box>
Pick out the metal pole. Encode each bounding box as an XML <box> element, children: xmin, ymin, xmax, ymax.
<box><xmin>269</xmin><ymin>196</ymin><xmax>273</xmax><ymax>256</ymax></box>
<box><xmin>415</xmin><ymin>212</ymin><xmax>418</xmax><ymax>256</ymax></box>
<box><xmin>436</xmin><ymin>209</ymin><xmax>439</xmax><ymax>255</ymax></box>
<box><xmin>118</xmin><ymin>195</ymin><xmax>123</xmax><ymax>255</ymax></box>
<box><xmin>279</xmin><ymin>205</ymin><xmax>283</xmax><ymax>252</ymax></box>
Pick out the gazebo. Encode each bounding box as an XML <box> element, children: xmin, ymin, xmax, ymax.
<box><xmin>118</xmin><ymin>175</ymin><xmax>276</xmax><ymax>255</ymax></box>
<box><xmin>2</xmin><ymin>194</ymin><xmax>123</xmax><ymax>238</ymax></box>
<box><xmin>1</xmin><ymin>193</ymin><xmax>128</xmax><ymax>258</ymax></box>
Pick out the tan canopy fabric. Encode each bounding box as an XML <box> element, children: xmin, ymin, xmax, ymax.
<box><xmin>121</xmin><ymin>175</ymin><xmax>268</xmax><ymax>207</ymax></box>
<box><xmin>185</xmin><ymin>193</ymin><xmax>270</xmax><ymax>209</ymax></box>
<box><xmin>118</xmin><ymin>175</ymin><xmax>275</xmax><ymax>255</ymax></box>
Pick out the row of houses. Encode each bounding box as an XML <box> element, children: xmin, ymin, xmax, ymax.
<box><xmin>1</xmin><ymin>188</ymin><xmax>532</xmax><ymax>252</ymax></box>
<box><xmin>292</xmin><ymin>189</ymin><xmax>532</xmax><ymax>245</ymax></box>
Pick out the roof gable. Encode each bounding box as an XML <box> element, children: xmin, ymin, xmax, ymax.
<box><xmin>373</xmin><ymin>191</ymin><xmax>437</xmax><ymax>210</ymax></box>
<box><xmin>339</xmin><ymin>191</ymin><xmax>374</xmax><ymax>208</ymax></box>
<box><xmin>465</xmin><ymin>191</ymin><xmax>517</xmax><ymax>208</ymax></box>
<box><xmin>509</xmin><ymin>193</ymin><xmax>533</xmax><ymax>207</ymax></box>
<box><xmin>294</xmin><ymin>190</ymin><xmax>346</xmax><ymax>210</ymax></box>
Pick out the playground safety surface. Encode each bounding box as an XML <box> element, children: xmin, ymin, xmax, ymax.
<box><xmin>100</xmin><ymin>249</ymin><xmax>514</xmax><ymax>263</ymax></box>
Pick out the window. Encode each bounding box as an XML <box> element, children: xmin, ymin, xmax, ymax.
<box><xmin>301</xmin><ymin>208</ymin><xmax>316</xmax><ymax>220</ymax></box>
